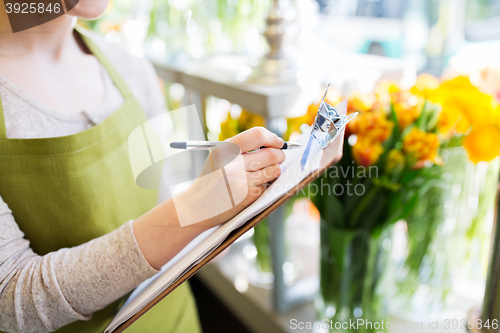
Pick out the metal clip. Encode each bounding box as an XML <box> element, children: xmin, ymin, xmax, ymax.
<box><xmin>311</xmin><ymin>84</ymin><xmax>357</xmax><ymax>149</ymax></box>
<box><xmin>300</xmin><ymin>84</ymin><xmax>358</xmax><ymax>170</ymax></box>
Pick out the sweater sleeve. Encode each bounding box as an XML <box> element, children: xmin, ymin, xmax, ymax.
<box><xmin>0</xmin><ymin>197</ymin><xmax>159</xmax><ymax>333</ymax></box>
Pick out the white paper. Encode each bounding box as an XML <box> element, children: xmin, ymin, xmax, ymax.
<box><xmin>105</xmin><ymin>132</ymin><xmax>322</xmax><ymax>333</ymax></box>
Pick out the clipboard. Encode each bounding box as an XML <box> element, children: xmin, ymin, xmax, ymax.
<box><xmin>108</xmin><ymin>96</ymin><xmax>351</xmax><ymax>333</ymax></box>
<box><xmin>112</xmin><ymin>158</ymin><xmax>335</xmax><ymax>333</ymax></box>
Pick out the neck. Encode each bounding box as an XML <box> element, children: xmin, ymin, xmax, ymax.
<box><xmin>0</xmin><ymin>15</ymin><xmax>80</xmax><ymax>59</ymax></box>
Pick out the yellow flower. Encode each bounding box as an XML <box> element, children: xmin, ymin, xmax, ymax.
<box><xmin>464</xmin><ymin>124</ymin><xmax>500</xmax><ymax>163</ymax></box>
<box><xmin>284</xmin><ymin>104</ymin><xmax>317</xmax><ymax>140</ymax></box>
<box><xmin>403</xmin><ymin>127</ymin><xmax>440</xmax><ymax>165</ymax></box>
<box><xmin>219</xmin><ymin>108</ymin><xmax>265</xmax><ymax>140</ymax></box>
<box><xmin>239</xmin><ymin>109</ymin><xmax>265</xmax><ymax>130</ymax></box>
<box><xmin>437</xmin><ymin>103</ymin><xmax>467</xmax><ymax>136</ymax></box>
<box><xmin>347</xmin><ymin>110</ymin><xmax>394</xmax><ymax>143</ymax></box>
<box><xmin>457</xmin><ymin>94</ymin><xmax>496</xmax><ymax>126</ymax></box>
<box><xmin>410</xmin><ymin>74</ymin><xmax>440</xmax><ymax>98</ymax></box>
<box><xmin>440</xmin><ymin>76</ymin><xmax>475</xmax><ymax>90</ymax></box>
<box><xmin>219</xmin><ymin>113</ymin><xmax>240</xmax><ymax>140</ymax></box>
<box><xmin>385</xmin><ymin>149</ymin><xmax>406</xmax><ymax>174</ymax></box>
<box><xmin>352</xmin><ymin>138</ymin><xmax>384</xmax><ymax>167</ymax></box>
<box><xmin>375</xmin><ymin>80</ymin><xmax>400</xmax><ymax>107</ymax></box>
<box><xmin>427</xmin><ymin>76</ymin><xmax>500</xmax><ymax>141</ymax></box>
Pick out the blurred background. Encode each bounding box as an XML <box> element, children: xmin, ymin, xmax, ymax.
<box><xmin>80</xmin><ymin>1</ymin><xmax>500</xmax><ymax>332</ymax></box>
<box><xmin>80</xmin><ymin>0</ymin><xmax>500</xmax><ymax>74</ymax></box>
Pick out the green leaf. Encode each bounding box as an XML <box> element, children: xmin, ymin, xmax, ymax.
<box><xmin>349</xmin><ymin>186</ymin><xmax>381</xmax><ymax>227</ymax></box>
<box><xmin>426</xmin><ymin>103</ymin><xmax>442</xmax><ymax>132</ymax></box>
<box><xmin>415</xmin><ymin>100</ymin><xmax>428</xmax><ymax>131</ymax></box>
<box><xmin>389</xmin><ymin>103</ymin><xmax>400</xmax><ymax>137</ymax></box>
<box><xmin>379</xmin><ymin>104</ymin><xmax>401</xmax><ymax>165</ymax></box>
<box><xmin>372</xmin><ymin>176</ymin><xmax>402</xmax><ymax>191</ymax></box>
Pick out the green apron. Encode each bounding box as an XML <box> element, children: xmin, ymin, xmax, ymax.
<box><xmin>0</xmin><ymin>29</ymin><xmax>201</xmax><ymax>333</ymax></box>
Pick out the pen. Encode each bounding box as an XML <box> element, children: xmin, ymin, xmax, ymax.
<box><xmin>170</xmin><ymin>141</ymin><xmax>301</xmax><ymax>150</ymax></box>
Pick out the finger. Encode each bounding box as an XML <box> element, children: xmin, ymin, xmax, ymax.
<box><xmin>226</xmin><ymin>127</ymin><xmax>284</xmax><ymax>153</ymax></box>
<box><xmin>248</xmin><ymin>184</ymin><xmax>266</xmax><ymax>198</ymax></box>
<box><xmin>236</xmin><ymin>184</ymin><xmax>266</xmax><ymax>208</ymax></box>
<box><xmin>243</xmin><ymin>148</ymin><xmax>285</xmax><ymax>171</ymax></box>
<box><xmin>247</xmin><ymin>164</ymin><xmax>281</xmax><ymax>186</ymax></box>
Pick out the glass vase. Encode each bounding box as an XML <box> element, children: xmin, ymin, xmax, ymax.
<box><xmin>316</xmin><ymin>221</ymin><xmax>391</xmax><ymax>333</ymax></box>
<box><xmin>247</xmin><ymin>199</ymin><xmax>321</xmax><ymax>289</ymax></box>
<box><xmin>388</xmin><ymin>147</ymin><xmax>500</xmax><ymax>320</ymax></box>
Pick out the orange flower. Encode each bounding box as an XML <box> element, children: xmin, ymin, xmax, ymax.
<box><xmin>392</xmin><ymin>91</ymin><xmax>422</xmax><ymax>130</ymax></box>
<box><xmin>348</xmin><ymin>110</ymin><xmax>394</xmax><ymax>142</ymax></box>
<box><xmin>463</xmin><ymin>124</ymin><xmax>500</xmax><ymax>163</ymax></box>
<box><xmin>347</xmin><ymin>93</ymin><xmax>377</xmax><ymax>113</ymax></box>
<box><xmin>352</xmin><ymin>138</ymin><xmax>384</xmax><ymax>167</ymax></box>
<box><xmin>403</xmin><ymin>127</ymin><xmax>440</xmax><ymax>164</ymax></box>
<box><xmin>305</xmin><ymin>103</ymin><xmax>322</xmax><ymax>125</ymax></box>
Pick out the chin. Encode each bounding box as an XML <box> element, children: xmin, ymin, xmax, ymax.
<box><xmin>66</xmin><ymin>0</ymin><xmax>110</xmax><ymax>19</ymax></box>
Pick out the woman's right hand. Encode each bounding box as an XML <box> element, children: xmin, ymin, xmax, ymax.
<box><xmin>174</xmin><ymin>127</ymin><xmax>286</xmax><ymax>229</ymax></box>
<box><xmin>133</xmin><ymin>127</ymin><xmax>286</xmax><ymax>269</ymax></box>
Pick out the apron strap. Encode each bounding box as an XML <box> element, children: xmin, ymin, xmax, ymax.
<box><xmin>75</xmin><ymin>25</ymin><xmax>134</xmax><ymax>100</ymax></box>
<box><xmin>0</xmin><ymin>91</ymin><xmax>6</xmax><ymax>139</ymax></box>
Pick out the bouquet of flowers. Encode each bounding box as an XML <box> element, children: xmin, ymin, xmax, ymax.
<box><xmin>293</xmin><ymin>75</ymin><xmax>500</xmax><ymax>330</ymax></box>
<box><xmin>217</xmin><ymin>74</ymin><xmax>500</xmax><ymax>324</ymax></box>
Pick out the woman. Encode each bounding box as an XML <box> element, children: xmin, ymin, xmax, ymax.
<box><xmin>0</xmin><ymin>1</ymin><xmax>343</xmax><ymax>332</ymax></box>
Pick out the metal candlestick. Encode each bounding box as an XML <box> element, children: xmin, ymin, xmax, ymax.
<box><xmin>245</xmin><ymin>0</ymin><xmax>299</xmax><ymax>85</ymax></box>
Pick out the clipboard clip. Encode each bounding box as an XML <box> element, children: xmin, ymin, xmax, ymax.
<box><xmin>300</xmin><ymin>84</ymin><xmax>358</xmax><ymax>170</ymax></box>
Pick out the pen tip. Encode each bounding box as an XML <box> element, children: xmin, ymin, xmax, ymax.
<box><xmin>170</xmin><ymin>142</ymin><xmax>186</xmax><ymax>149</ymax></box>
<box><xmin>284</xmin><ymin>142</ymin><xmax>301</xmax><ymax>149</ymax></box>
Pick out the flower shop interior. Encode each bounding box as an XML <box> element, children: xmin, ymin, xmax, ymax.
<box><xmin>80</xmin><ymin>0</ymin><xmax>500</xmax><ymax>332</ymax></box>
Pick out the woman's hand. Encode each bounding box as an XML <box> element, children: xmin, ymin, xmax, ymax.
<box><xmin>174</xmin><ymin>127</ymin><xmax>285</xmax><ymax>229</ymax></box>
<box><xmin>228</xmin><ymin>126</ymin><xmax>285</xmax><ymax>198</ymax></box>
<box><xmin>133</xmin><ymin>127</ymin><xmax>286</xmax><ymax>269</ymax></box>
